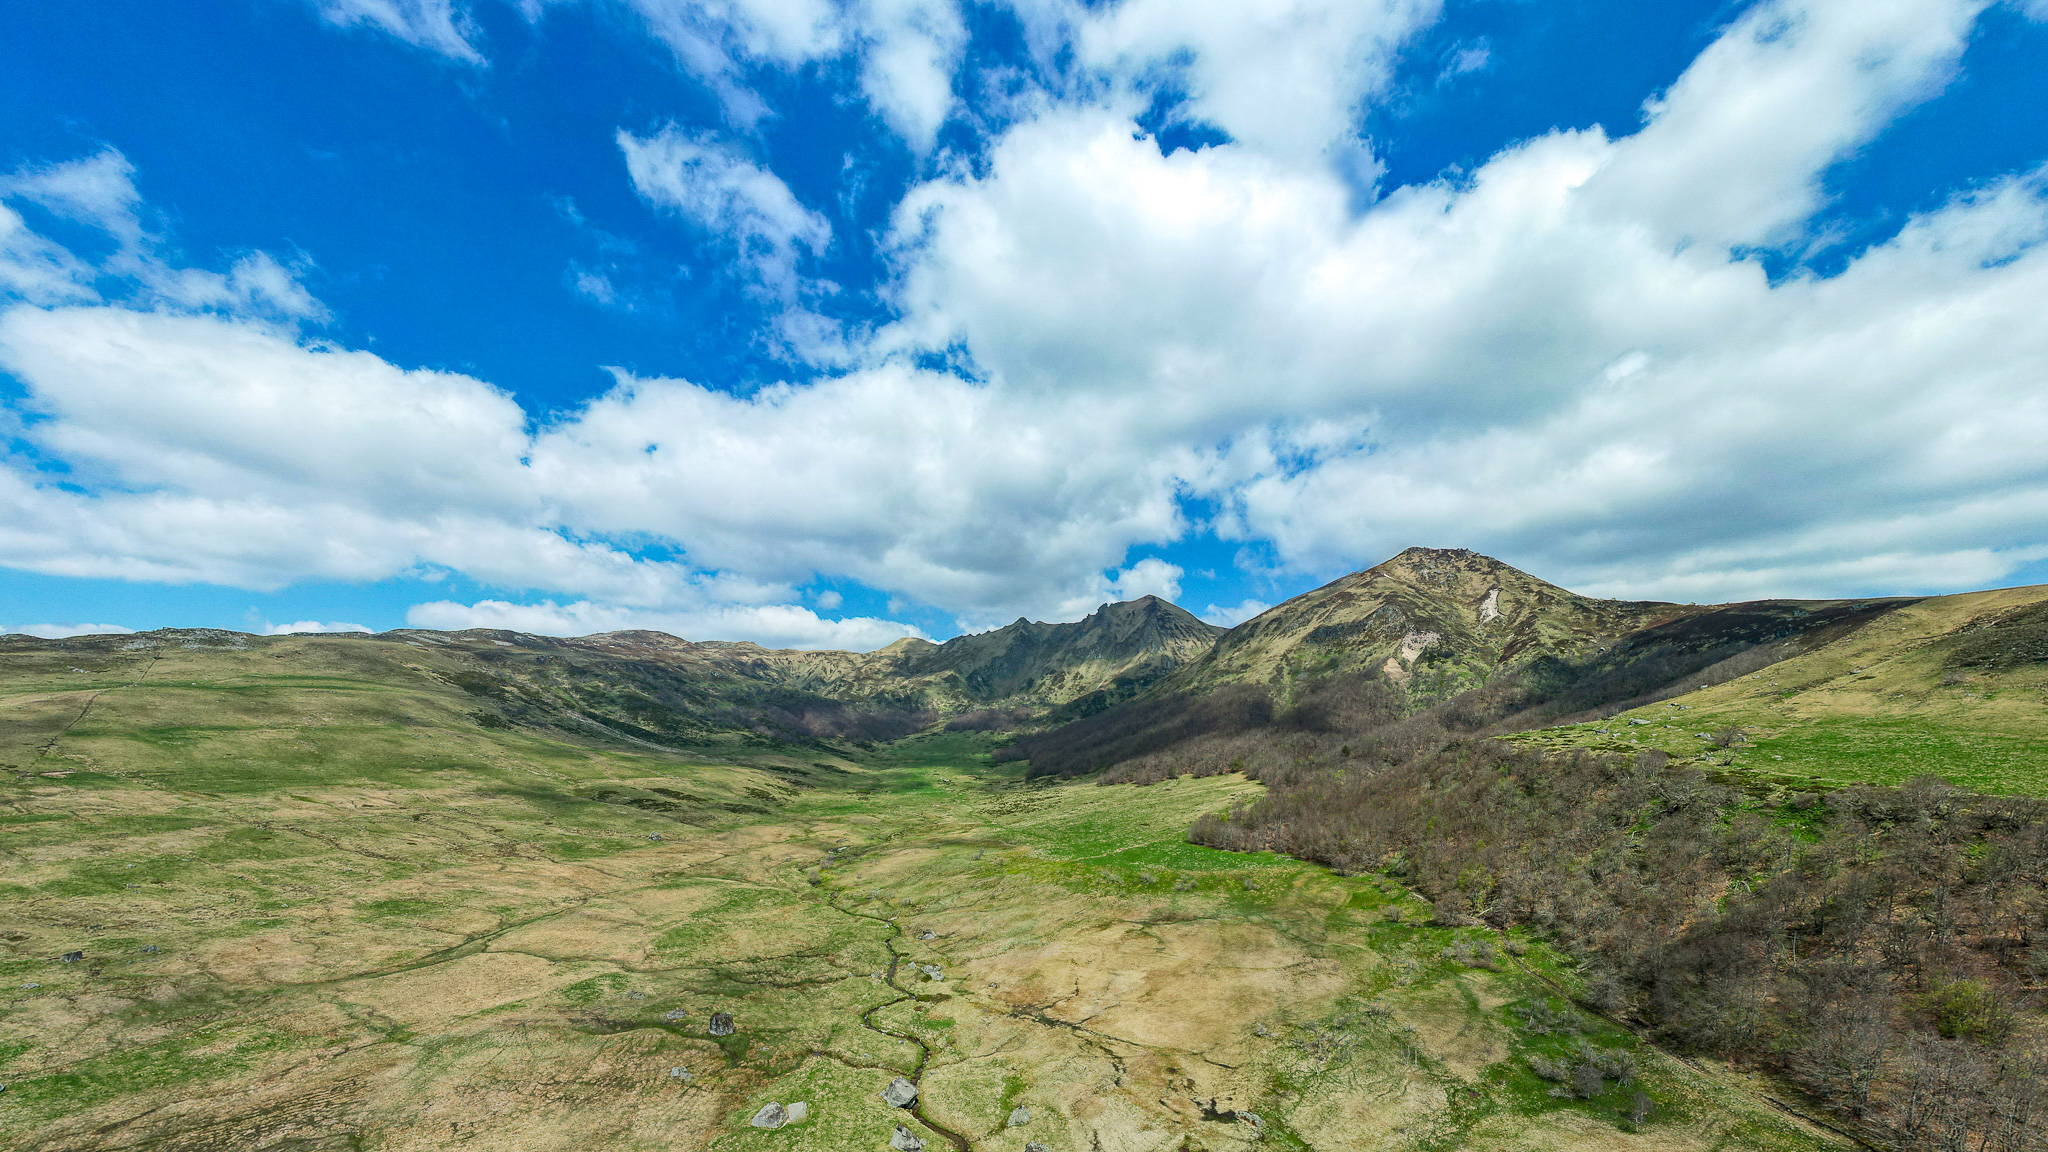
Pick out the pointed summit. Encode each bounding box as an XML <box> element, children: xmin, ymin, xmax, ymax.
<box><xmin>1167</xmin><ymin>547</ymin><xmax>1683</xmax><ymax>702</ymax></box>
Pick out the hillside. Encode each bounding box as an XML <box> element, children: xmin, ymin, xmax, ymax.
<box><xmin>1516</xmin><ymin>581</ymin><xmax>2048</xmax><ymax>793</ymax></box>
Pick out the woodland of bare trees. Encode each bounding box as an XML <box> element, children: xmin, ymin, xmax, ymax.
<box><xmin>1032</xmin><ymin>673</ymin><xmax>2048</xmax><ymax>1149</ymax></box>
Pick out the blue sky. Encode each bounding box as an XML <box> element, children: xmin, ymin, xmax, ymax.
<box><xmin>3</xmin><ymin>0</ymin><xmax>2047</xmax><ymax>646</ymax></box>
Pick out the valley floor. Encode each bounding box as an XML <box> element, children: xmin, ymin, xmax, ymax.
<box><xmin>4</xmin><ymin>738</ymin><xmax>1846</xmax><ymax>1152</ymax></box>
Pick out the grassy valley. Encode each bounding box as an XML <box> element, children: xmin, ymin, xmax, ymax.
<box><xmin>9</xmin><ymin>551</ymin><xmax>2048</xmax><ymax>1151</ymax></box>
<box><xmin>2</xmin><ymin>628</ymin><xmax>1841</xmax><ymax>1151</ymax></box>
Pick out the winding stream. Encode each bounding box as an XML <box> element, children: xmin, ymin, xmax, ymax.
<box><xmin>827</xmin><ymin>897</ymin><xmax>974</xmax><ymax>1152</ymax></box>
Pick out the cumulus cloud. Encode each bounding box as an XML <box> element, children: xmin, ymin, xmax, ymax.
<box><xmin>406</xmin><ymin>597</ymin><xmax>919</xmax><ymax>650</ymax></box>
<box><xmin>1202</xmin><ymin>599</ymin><xmax>1270</xmax><ymax>627</ymax></box>
<box><xmin>853</xmin><ymin>0</ymin><xmax>966</xmax><ymax>152</ymax></box>
<box><xmin>264</xmin><ymin>620</ymin><xmax>374</xmax><ymax>635</ymax></box>
<box><xmin>3</xmin><ymin>622</ymin><xmax>135</xmax><ymax>639</ymax></box>
<box><xmin>306</xmin><ymin>0</ymin><xmax>485</xmax><ymax>63</ymax></box>
<box><xmin>1013</xmin><ymin>0</ymin><xmax>1440</xmax><ymax>162</ymax></box>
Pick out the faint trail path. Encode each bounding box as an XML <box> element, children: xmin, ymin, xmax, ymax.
<box><xmin>35</xmin><ymin>651</ymin><xmax>160</xmax><ymax>760</ymax></box>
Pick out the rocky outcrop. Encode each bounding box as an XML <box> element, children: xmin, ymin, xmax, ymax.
<box><xmin>881</xmin><ymin>1077</ymin><xmax>918</xmax><ymax>1108</ymax></box>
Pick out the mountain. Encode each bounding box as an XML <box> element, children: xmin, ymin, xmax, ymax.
<box><xmin>1167</xmin><ymin>547</ymin><xmax>1688</xmax><ymax>706</ymax></box>
<box><xmin>0</xmin><ymin>596</ymin><xmax>1225</xmax><ymax>757</ymax></box>
<box><xmin>893</xmin><ymin>594</ymin><xmax>1223</xmax><ymax>715</ymax></box>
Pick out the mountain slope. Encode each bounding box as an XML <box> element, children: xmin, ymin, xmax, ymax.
<box><xmin>1168</xmin><ymin>547</ymin><xmax>1687</xmax><ymax>705</ymax></box>
<box><xmin>1518</xmin><ymin>582</ymin><xmax>2048</xmax><ymax>794</ymax></box>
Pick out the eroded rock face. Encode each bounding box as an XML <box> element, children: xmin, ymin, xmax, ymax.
<box><xmin>749</xmin><ymin>1104</ymin><xmax>786</xmax><ymax>1129</ymax></box>
<box><xmin>707</xmin><ymin>1011</ymin><xmax>735</xmax><ymax>1036</ymax></box>
<box><xmin>880</xmin><ymin>1077</ymin><xmax>918</xmax><ymax>1108</ymax></box>
<box><xmin>890</xmin><ymin>1124</ymin><xmax>925</xmax><ymax>1152</ymax></box>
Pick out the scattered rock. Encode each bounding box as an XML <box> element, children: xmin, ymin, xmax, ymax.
<box><xmin>1008</xmin><ymin>1105</ymin><xmax>1031</xmax><ymax>1126</ymax></box>
<box><xmin>667</xmin><ymin>1067</ymin><xmax>694</xmax><ymax>1082</ymax></box>
<box><xmin>708</xmin><ymin>1012</ymin><xmax>735</xmax><ymax>1036</ymax></box>
<box><xmin>664</xmin><ymin>1008</ymin><xmax>689</xmax><ymax>1020</ymax></box>
<box><xmin>750</xmin><ymin>1103</ymin><xmax>787</xmax><ymax>1129</ymax></box>
<box><xmin>881</xmin><ymin>1076</ymin><xmax>918</xmax><ymax>1108</ymax></box>
<box><xmin>140</xmin><ymin>945</ymin><xmax>159</xmax><ymax>954</ymax></box>
<box><xmin>890</xmin><ymin>1124</ymin><xmax>925</xmax><ymax>1152</ymax></box>
<box><xmin>785</xmin><ymin>1101</ymin><xmax>808</xmax><ymax>1123</ymax></box>
<box><xmin>917</xmin><ymin>929</ymin><xmax>936</xmax><ymax>940</ymax></box>
<box><xmin>1024</xmin><ymin>1144</ymin><xmax>1048</xmax><ymax>1152</ymax></box>
<box><xmin>627</xmin><ymin>990</ymin><xmax>646</xmax><ymax>999</ymax></box>
<box><xmin>1242</xmin><ymin>1112</ymin><xmax>1265</xmax><ymax>1128</ymax></box>
<box><xmin>59</xmin><ymin>951</ymin><xmax>82</xmax><ymax>963</ymax></box>
<box><xmin>918</xmin><ymin>964</ymin><xmax>942</xmax><ymax>980</ymax></box>
<box><xmin>647</xmin><ymin>833</ymin><xmax>663</xmax><ymax>841</ymax></box>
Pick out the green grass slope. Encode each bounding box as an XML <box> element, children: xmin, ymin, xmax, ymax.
<box><xmin>1514</xmin><ymin>583</ymin><xmax>2048</xmax><ymax>795</ymax></box>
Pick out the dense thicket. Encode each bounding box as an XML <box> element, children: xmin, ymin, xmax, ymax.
<box><xmin>1169</xmin><ymin>734</ymin><xmax>2048</xmax><ymax>1149</ymax></box>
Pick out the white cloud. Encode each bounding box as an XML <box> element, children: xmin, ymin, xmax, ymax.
<box><xmin>3</xmin><ymin>623</ymin><xmax>135</xmax><ymax>639</ymax></box>
<box><xmin>264</xmin><ymin>620</ymin><xmax>374</xmax><ymax>635</ymax></box>
<box><xmin>307</xmin><ymin>0</ymin><xmax>485</xmax><ymax>63</ymax></box>
<box><xmin>406</xmin><ymin>597</ymin><xmax>919</xmax><ymax>650</ymax></box>
<box><xmin>0</xmin><ymin>150</ymin><xmax>323</xmax><ymax>322</ymax></box>
<box><xmin>1110</xmin><ymin>557</ymin><xmax>1183</xmax><ymax>602</ymax></box>
<box><xmin>1201</xmin><ymin>599</ymin><xmax>1269</xmax><ymax>627</ymax></box>
<box><xmin>619</xmin><ymin>126</ymin><xmax>830</xmax><ymax>302</ymax></box>
<box><xmin>1030</xmin><ymin>0</ymin><xmax>1441</xmax><ymax>162</ymax></box>
<box><xmin>853</xmin><ymin>0</ymin><xmax>966</xmax><ymax>152</ymax></box>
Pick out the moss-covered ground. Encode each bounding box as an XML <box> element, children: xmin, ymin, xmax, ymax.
<box><xmin>1</xmin><ymin>637</ymin><xmax>1846</xmax><ymax>1151</ymax></box>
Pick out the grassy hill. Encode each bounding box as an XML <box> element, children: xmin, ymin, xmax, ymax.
<box><xmin>1512</xmin><ymin>583</ymin><xmax>2048</xmax><ymax>795</ymax></box>
<box><xmin>0</xmin><ymin>630</ymin><xmax>1844</xmax><ymax>1152</ymax></box>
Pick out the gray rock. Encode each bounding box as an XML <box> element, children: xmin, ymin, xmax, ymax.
<box><xmin>918</xmin><ymin>963</ymin><xmax>942</xmax><ymax>979</ymax></box>
<box><xmin>59</xmin><ymin>951</ymin><xmax>82</xmax><ymax>963</ymax></box>
<box><xmin>917</xmin><ymin>929</ymin><xmax>936</xmax><ymax>940</ymax></box>
<box><xmin>1008</xmin><ymin>1105</ymin><xmax>1031</xmax><ymax>1126</ymax></box>
<box><xmin>785</xmin><ymin>1102</ymin><xmax>808</xmax><ymax>1123</ymax></box>
<box><xmin>750</xmin><ymin>1103</ymin><xmax>787</xmax><ymax>1129</ymax></box>
<box><xmin>880</xmin><ymin>1076</ymin><xmax>918</xmax><ymax>1108</ymax></box>
<box><xmin>664</xmin><ymin>1008</ymin><xmax>689</xmax><ymax>1021</ymax></box>
<box><xmin>708</xmin><ymin>1012</ymin><xmax>735</xmax><ymax>1036</ymax></box>
<box><xmin>1024</xmin><ymin>1144</ymin><xmax>1048</xmax><ymax>1152</ymax></box>
<box><xmin>667</xmin><ymin>1067</ymin><xmax>694</xmax><ymax>1082</ymax></box>
<box><xmin>890</xmin><ymin>1125</ymin><xmax>925</xmax><ymax>1152</ymax></box>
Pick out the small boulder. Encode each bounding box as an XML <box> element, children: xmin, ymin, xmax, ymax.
<box><xmin>750</xmin><ymin>1103</ymin><xmax>787</xmax><ymax>1129</ymax></box>
<box><xmin>1008</xmin><ymin>1105</ymin><xmax>1031</xmax><ymax>1126</ymax></box>
<box><xmin>918</xmin><ymin>964</ymin><xmax>942</xmax><ymax>979</ymax></box>
<box><xmin>785</xmin><ymin>1102</ymin><xmax>808</xmax><ymax>1123</ymax></box>
<box><xmin>881</xmin><ymin>1076</ymin><xmax>918</xmax><ymax>1108</ymax></box>
<box><xmin>1024</xmin><ymin>1144</ymin><xmax>1049</xmax><ymax>1152</ymax></box>
<box><xmin>890</xmin><ymin>1125</ymin><xmax>925</xmax><ymax>1152</ymax></box>
<box><xmin>59</xmin><ymin>951</ymin><xmax>83</xmax><ymax>964</ymax></box>
<box><xmin>664</xmin><ymin>1008</ymin><xmax>689</xmax><ymax>1021</ymax></box>
<box><xmin>917</xmin><ymin>929</ymin><xmax>935</xmax><ymax>940</ymax></box>
<box><xmin>708</xmin><ymin>1012</ymin><xmax>735</xmax><ymax>1036</ymax></box>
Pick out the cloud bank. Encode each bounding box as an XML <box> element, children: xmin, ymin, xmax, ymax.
<box><xmin>5</xmin><ymin>0</ymin><xmax>2048</xmax><ymax>647</ymax></box>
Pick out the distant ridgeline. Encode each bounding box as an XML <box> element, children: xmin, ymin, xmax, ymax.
<box><xmin>7</xmin><ymin>546</ymin><xmax>2043</xmax><ymax>772</ymax></box>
